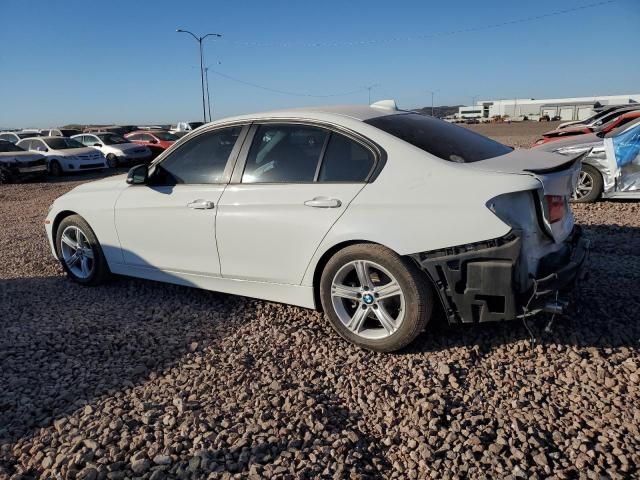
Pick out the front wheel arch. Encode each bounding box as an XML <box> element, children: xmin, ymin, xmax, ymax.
<box><xmin>52</xmin><ymin>210</ymin><xmax>79</xmax><ymax>254</ymax></box>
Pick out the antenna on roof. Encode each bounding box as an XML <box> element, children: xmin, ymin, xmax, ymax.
<box><xmin>370</xmin><ymin>99</ymin><xmax>398</xmax><ymax>111</ymax></box>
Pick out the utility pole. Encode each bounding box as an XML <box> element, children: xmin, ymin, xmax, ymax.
<box><xmin>204</xmin><ymin>67</ymin><xmax>212</xmax><ymax>121</ymax></box>
<box><xmin>365</xmin><ymin>84</ymin><xmax>379</xmax><ymax>104</ymax></box>
<box><xmin>176</xmin><ymin>29</ymin><xmax>222</xmax><ymax>123</ymax></box>
<box><xmin>427</xmin><ymin>90</ymin><xmax>439</xmax><ymax>116</ymax></box>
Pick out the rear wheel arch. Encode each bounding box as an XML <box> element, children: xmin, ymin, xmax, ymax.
<box><xmin>312</xmin><ymin>240</ymin><xmax>438</xmax><ymax>312</ymax></box>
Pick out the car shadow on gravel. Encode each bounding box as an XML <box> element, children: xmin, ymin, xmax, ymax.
<box><xmin>0</xmin><ymin>274</ymin><xmax>246</xmax><ymax>447</ymax></box>
<box><xmin>406</xmin><ymin>222</ymin><xmax>640</xmax><ymax>356</ymax></box>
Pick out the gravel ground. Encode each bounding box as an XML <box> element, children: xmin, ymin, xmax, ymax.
<box><xmin>1</xmin><ymin>129</ymin><xmax>639</xmax><ymax>479</ymax></box>
<box><xmin>463</xmin><ymin>121</ymin><xmax>563</xmax><ymax>148</ymax></box>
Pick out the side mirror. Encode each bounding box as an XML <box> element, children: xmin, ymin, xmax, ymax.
<box><xmin>94</xmin><ymin>143</ymin><xmax>102</xmax><ymax>147</ymax></box>
<box><xmin>149</xmin><ymin>139</ymin><xmax>158</xmax><ymax>144</ymax></box>
<box><xmin>126</xmin><ymin>164</ymin><xmax>148</xmax><ymax>185</ymax></box>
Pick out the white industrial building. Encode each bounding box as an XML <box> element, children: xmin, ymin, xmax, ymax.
<box><xmin>457</xmin><ymin>93</ymin><xmax>640</xmax><ymax>122</ymax></box>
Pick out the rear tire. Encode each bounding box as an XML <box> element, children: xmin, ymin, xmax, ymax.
<box><xmin>56</xmin><ymin>215</ymin><xmax>111</xmax><ymax>286</ymax></box>
<box><xmin>320</xmin><ymin>244</ymin><xmax>433</xmax><ymax>352</ymax></box>
<box><xmin>572</xmin><ymin>164</ymin><xmax>603</xmax><ymax>203</ymax></box>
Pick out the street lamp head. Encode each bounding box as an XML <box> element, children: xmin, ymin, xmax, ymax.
<box><xmin>176</xmin><ymin>29</ymin><xmax>183</xmax><ymax>32</ymax></box>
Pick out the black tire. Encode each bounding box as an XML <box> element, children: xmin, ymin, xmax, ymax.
<box><xmin>49</xmin><ymin>160</ymin><xmax>63</xmax><ymax>177</ymax></box>
<box><xmin>320</xmin><ymin>244</ymin><xmax>434</xmax><ymax>352</ymax></box>
<box><xmin>572</xmin><ymin>164</ymin><xmax>603</xmax><ymax>203</ymax></box>
<box><xmin>106</xmin><ymin>154</ymin><xmax>119</xmax><ymax>168</ymax></box>
<box><xmin>0</xmin><ymin>167</ymin><xmax>13</xmax><ymax>184</ymax></box>
<box><xmin>55</xmin><ymin>214</ymin><xmax>111</xmax><ymax>286</ymax></box>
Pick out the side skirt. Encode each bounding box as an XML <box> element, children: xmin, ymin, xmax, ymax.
<box><xmin>109</xmin><ymin>263</ymin><xmax>316</xmax><ymax>309</ymax></box>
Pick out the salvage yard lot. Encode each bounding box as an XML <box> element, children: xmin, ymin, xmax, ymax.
<box><xmin>1</xmin><ymin>124</ymin><xmax>639</xmax><ymax>479</ymax></box>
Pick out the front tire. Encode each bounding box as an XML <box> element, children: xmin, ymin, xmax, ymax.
<box><xmin>106</xmin><ymin>154</ymin><xmax>119</xmax><ymax>168</ymax></box>
<box><xmin>320</xmin><ymin>244</ymin><xmax>433</xmax><ymax>352</ymax></box>
<box><xmin>49</xmin><ymin>160</ymin><xmax>63</xmax><ymax>177</ymax></box>
<box><xmin>572</xmin><ymin>164</ymin><xmax>603</xmax><ymax>203</ymax></box>
<box><xmin>56</xmin><ymin>215</ymin><xmax>110</xmax><ymax>286</ymax></box>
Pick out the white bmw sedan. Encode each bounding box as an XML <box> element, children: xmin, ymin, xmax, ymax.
<box><xmin>45</xmin><ymin>102</ymin><xmax>589</xmax><ymax>351</ymax></box>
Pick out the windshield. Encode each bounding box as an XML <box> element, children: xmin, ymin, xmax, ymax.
<box><xmin>152</xmin><ymin>131</ymin><xmax>178</xmax><ymax>141</ymax></box>
<box><xmin>97</xmin><ymin>133</ymin><xmax>129</xmax><ymax>145</ymax></box>
<box><xmin>17</xmin><ymin>132</ymin><xmax>38</xmax><ymax>139</ymax></box>
<box><xmin>44</xmin><ymin>137</ymin><xmax>84</xmax><ymax>149</ymax></box>
<box><xmin>365</xmin><ymin>113</ymin><xmax>513</xmax><ymax>163</ymax></box>
<box><xmin>0</xmin><ymin>141</ymin><xmax>24</xmax><ymax>152</ymax></box>
<box><xmin>60</xmin><ymin>129</ymin><xmax>81</xmax><ymax>137</ymax></box>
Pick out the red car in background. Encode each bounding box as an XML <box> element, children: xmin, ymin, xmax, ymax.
<box><xmin>533</xmin><ymin>110</ymin><xmax>640</xmax><ymax>147</ymax></box>
<box><xmin>124</xmin><ymin>130</ymin><xmax>178</xmax><ymax>158</ymax></box>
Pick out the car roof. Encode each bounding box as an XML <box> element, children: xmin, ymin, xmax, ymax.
<box><xmin>208</xmin><ymin>103</ymin><xmax>403</xmax><ymax>126</ymax></box>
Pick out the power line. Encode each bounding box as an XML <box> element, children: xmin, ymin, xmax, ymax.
<box><xmin>207</xmin><ymin>69</ymin><xmax>368</xmax><ymax>98</ymax></box>
<box><xmin>220</xmin><ymin>0</ymin><xmax>615</xmax><ymax>48</ymax></box>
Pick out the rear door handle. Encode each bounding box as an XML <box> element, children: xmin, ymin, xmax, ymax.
<box><xmin>304</xmin><ymin>197</ymin><xmax>342</xmax><ymax>208</ymax></box>
<box><xmin>187</xmin><ymin>199</ymin><xmax>215</xmax><ymax>209</ymax></box>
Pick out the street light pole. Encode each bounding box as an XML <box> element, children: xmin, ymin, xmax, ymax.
<box><xmin>204</xmin><ymin>67</ymin><xmax>212</xmax><ymax>121</ymax></box>
<box><xmin>176</xmin><ymin>29</ymin><xmax>222</xmax><ymax>123</ymax></box>
<box><xmin>427</xmin><ymin>90</ymin><xmax>439</xmax><ymax>117</ymax></box>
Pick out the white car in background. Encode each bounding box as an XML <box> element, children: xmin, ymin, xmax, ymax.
<box><xmin>72</xmin><ymin>133</ymin><xmax>152</xmax><ymax>168</ymax></box>
<box><xmin>17</xmin><ymin>136</ymin><xmax>106</xmax><ymax>176</ymax></box>
<box><xmin>0</xmin><ymin>131</ymin><xmax>42</xmax><ymax>144</ymax></box>
<box><xmin>45</xmin><ymin>101</ymin><xmax>589</xmax><ymax>352</ymax></box>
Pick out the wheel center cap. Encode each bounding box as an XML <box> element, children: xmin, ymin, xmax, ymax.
<box><xmin>363</xmin><ymin>293</ymin><xmax>374</xmax><ymax>305</ymax></box>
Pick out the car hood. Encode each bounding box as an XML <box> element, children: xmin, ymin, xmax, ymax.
<box><xmin>53</xmin><ymin>147</ymin><xmax>101</xmax><ymax>157</ymax></box>
<box><xmin>69</xmin><ymin>174</ymin><xmax>128</xmax><ymax>194</ymax></box>
<box><xmin>110</xmin><ymin>143</ymin><xmax>146</xmax><ymax>152</ymax></box>
<box><xmin>0</xmin><ymin>151</ymin><xmax>45</xmax><ymax>163</ymax></box>
<box><xmin>533</xmin><ymin>133</ymin><xmax>602</xmax><ymax>153</ymax></box>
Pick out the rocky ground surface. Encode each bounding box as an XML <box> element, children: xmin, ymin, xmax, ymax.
<box><xmin>1</xmin><ymin>127</ymin><xmax>639</xmax><ymax>479</ymax></box>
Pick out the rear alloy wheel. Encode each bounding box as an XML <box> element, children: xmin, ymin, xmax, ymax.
<box><xmin>572</xmin><ymin>164</ymin><xmax>603</xmax><ymax>203</ymax></box>
<box><xmin>56</xmin><ymin>215</ymin><xmax>110</xmax><ymax>285</ymax></box>
<box><xmin>320</xmin><ymin>244</ymin><xmax>433</xmax><ymax>352</ymax></box>
<box><xmin>49</xmin><ymin>160</ymin><xmax>62</xmax><ymax>177</ymax></box>
<box><xmin>106</xmin><ymin>154</ymin><xmax>119</xmax><ymax>168</ymax></box>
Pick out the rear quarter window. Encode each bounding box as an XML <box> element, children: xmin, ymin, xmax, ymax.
<box><xmin>365</xmin><ymin>113</ymin><xmax>512</xmax><ymax>163</ymax></box>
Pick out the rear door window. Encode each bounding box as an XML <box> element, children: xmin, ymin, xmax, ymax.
<box><xmin>365</xmin><ymin>113</ymin><xmax>512</xmax><ymax>163</ymax></box>
<box><xmin>242</xmin><ymin>124</ymin><xmax>328</xmax><ymax>183</ymax></box>
<box><xmin>318</xmin><ymin>133</ymin><xmax>375</xmax><ymax>182</ymax></box>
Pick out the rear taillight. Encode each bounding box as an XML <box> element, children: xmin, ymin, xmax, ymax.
<box><xmin>545</xmin><ymin>195</ymin><xmax>566</xmax><ymax>223</ymax></box>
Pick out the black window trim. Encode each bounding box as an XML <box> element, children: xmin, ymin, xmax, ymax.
<box><xmin>145</xmin><ymin>122</ymin><xmax>250</xmax><ymax>186</ymax></box>
<box><xmin>229</xmin><ymin>119</ymin><xmax>386</xmax><ymax>185</ymax></box>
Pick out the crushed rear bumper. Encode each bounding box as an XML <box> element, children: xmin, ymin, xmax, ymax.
<box><xmin>410</xmin><ymin>226</ymin><xmax>589</xmax><ymax>324</ymax></box>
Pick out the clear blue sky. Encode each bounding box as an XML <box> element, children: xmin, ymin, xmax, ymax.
<box><xmin>1</xmin><ymin>0</ymin><xmax>638</xmax><ymax>128</ymax></box>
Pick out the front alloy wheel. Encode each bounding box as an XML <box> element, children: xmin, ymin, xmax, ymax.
<box><xmin>56</xmin><ymin>214</ymin><xmax>110</xmax><ymax>285</ymax></box>
<box><xmin>320</xmin><ymin>244</ymin><xmax>433</xmax><ymax>352</ymax></box>
<box><xmin>60</xmin><ymin>225</ymin><xmax>95</xmax><ymax>279</ymax></box>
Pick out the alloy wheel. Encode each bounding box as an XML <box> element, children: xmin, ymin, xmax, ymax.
<box><xmin>574</xmin><ymin>170</ymin><xmax>594</xmax><ymax>200</ymax></box>
<box><xmin>330</xmin><ymin>260</ymin><xmax>405</xmax><ymax>340</ymax></box>
<box><xmin>60</xmin><ymin>225</ymin><xmax>95</xmax><ymax>279</ymax></box>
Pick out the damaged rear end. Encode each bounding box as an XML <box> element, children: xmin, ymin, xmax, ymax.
<box><xmin>411</xmin><ymin>149</ymin><xmax>590</xmax><ymax>324</ymax></box>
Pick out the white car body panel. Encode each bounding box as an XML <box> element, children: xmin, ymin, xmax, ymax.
<box><xmin>46</xmin><ymin>106</ymin><xmax>580</xmax><ymax>310</ymax></box>
<box><xmin>216</xmin><ymin>183</ymin><xmax>364</xmax><ymax>284</ymax></box>
<box><xmin>73</xmin><ymin>134</ymin><xmax>151</xmax><ymax>162</ymax></box>
<box><xmin>114</xmin><ymin>184</ymin><xmax>226</xmax><ymax>275</ymax></box>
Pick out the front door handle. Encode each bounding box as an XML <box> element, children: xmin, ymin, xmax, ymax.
<box><xmin>304</xmin><ymin>197</ymin><xmax>342</xmax><ymax>208</ymax></box>
<box><xmin>187</xmin><ymin>199</ymin><xmax>215</xmax><ymax>209</ymax></box>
